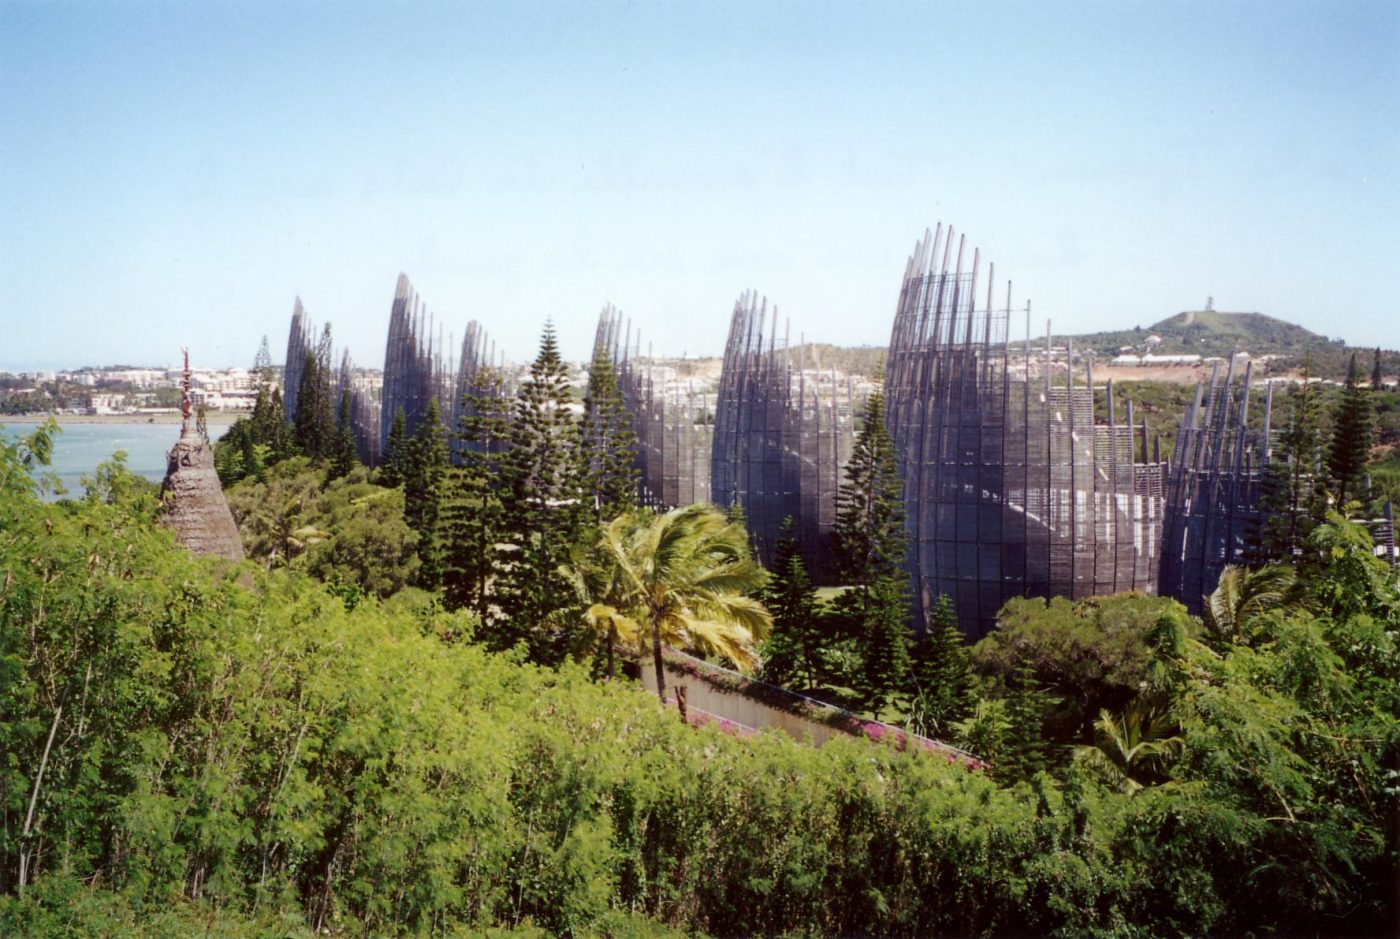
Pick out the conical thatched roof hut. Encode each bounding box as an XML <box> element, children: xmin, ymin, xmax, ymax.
<box><xmin>160</xmin><ymin>351</ymin><xmax>245</xmax><ymax>561</ymax></box>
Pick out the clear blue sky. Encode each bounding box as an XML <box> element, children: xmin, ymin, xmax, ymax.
<box><xmin>2</xmin><ymin>0</ymin><xmax>1396</xmax><ymax>371</ymax></box>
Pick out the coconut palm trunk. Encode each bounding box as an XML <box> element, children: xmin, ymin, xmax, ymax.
<box><xmin>652</xmin><ymin>619</ymin><xmax>666</xmax><ymax>702</ymax></box>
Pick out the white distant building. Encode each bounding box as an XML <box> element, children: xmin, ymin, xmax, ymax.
<box><xmin>105</xmin><ymin>368</ymin><xmax>169</xmax><ymax>388</ymax></box>
<box><xmin>1141</xmin><ymin>354</ymin><xmax>1202</xmax><ymax>366</ymax></box>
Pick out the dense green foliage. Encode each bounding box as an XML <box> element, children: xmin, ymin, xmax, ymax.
<box><xmin>226</xmin><ymin>459</ymin><xmax>420</xmax><ymax>598</ymax></box>
<box><xmin>832</xmin><ymin>392</ymin><xmax>905</xmax><ymax>587</ymax></box>
<box><xmin>830</xmin><ymin>392</ymin><xmax>914</xmax><ymax>717</ymax></box>
<box><xmin>491</xmin><ymin>324</ymin><xmax>589</xmax><ymax>659</ymax></box>
<box><xmin>292</xmin><ymin>327</ymin><xmax>336</xmax><ymax>461</ymax></box>
<box><xmin>572</xmin><ymin>505</ymin><xmax>771</xmax><ymax>700</ymax></box>
<box><xmin>380</xmin><ymin>406</ymin><xmax>409</xmax><ymax>489</ymax></box>
<box><xmin>906</xmin><ymin>595</ymin><xmax>972</xmax><ymax>739</ymax></box>
<box><xmin>403</xmin><ymin>398</ymin><xmax>449</xmax><ymax>589</ymax></box>
<box><xmin>758</xmin><ymin>520</ymin><xmax>823</xmax><ymax>691</ymax></box>
<box><xmin>579</xmin><ymin>342</ymin><xmax>639</xmax><ymax>522</ymax></box>
<box><xmin>4</xmin><ymin>409</ymin><xmax>1399</xmax><ymax>935</ymax></box>
<box><xmin>1328</xmin><ymin>354</ymin><xmax>1377</xmax><ymax>507</ymax></box>
<box><xmin>973</xmin><ymin>594</ymin><xmax>1185</xmax><ymax>743</ymax></box>
<box><xmin>1251</xmin><ymin>367</ymin><xmax>1330</xmax><ymax>563</ymax></box>
<box><xmin>442</xmin><ymin>366</ymin><xmax>512</xmax><ymax>621</ymax></box>
<box><xmin>330</xmin><ymin>389</ymin><xmax>359</xmax><ymax>479</ymax></box>
<box><xmin>214</xmin><ymin>344</ymin><xmax>294</xmax><ymax>486</ymax></box>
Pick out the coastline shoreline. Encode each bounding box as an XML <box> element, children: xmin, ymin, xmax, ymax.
<box><xmin>2</xmin><ymin>413</ymin><xmax>241</xmax><ymax>426</ymax></box>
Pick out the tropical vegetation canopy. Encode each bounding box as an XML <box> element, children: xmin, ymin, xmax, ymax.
<box><xmin>4</xmin><ymin>329</ymin><xmax>1399</xmax><ymax>935</ymax></box>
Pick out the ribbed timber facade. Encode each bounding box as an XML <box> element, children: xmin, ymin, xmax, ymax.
<box><xmin>380</xmin><ymin>273</ymin><xmax>456</xmax><ymax>457</ymax></box>
<box><xmin>281</xmin><ymin>297</ymin><xmax>312</xmax><ymax>423</ymax></box>
<box><xmin>886</xmin><ymin>226</ymin><xmax>1167</xmax><ymax>640</ymax></box>
<box><xmin>1159</xmin><ymin>356</ymin><xmax>1274</xmax><ymax>611</ymax></box>
<box><xmin>711</xmin><ymin>291</ymin><xmax>866</xmax><ymax>580</ymax></box>
<box><xmin>594</xmin><ymin>305</ymin><xmax>713</xmax><ymax>509</ymax></box>
<box><xmin>334</xmin><ymin>350</ymin><xmax>382</xmax><ymax>467</ymax></box>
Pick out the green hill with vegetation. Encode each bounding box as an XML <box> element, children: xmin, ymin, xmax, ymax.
<box><xmin>799</xmin><ymin>310</ymin><xmax>1395</xmax><ymax>384</ymax></box>
<box><xmin>1061</xmin><ymin>309</ymin><xmax>1398</xmax><ymax>379</ymax></box>
<box><xmin>785</xmin><ymin>342</ymin><xmax>887</xmax><ymax>379</ymax></box>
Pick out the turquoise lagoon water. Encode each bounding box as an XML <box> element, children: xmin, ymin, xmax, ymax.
<box><xmin>2</xmin><ymin>420</ymin><xmax>231</xmax><ymax>499</ymax></box>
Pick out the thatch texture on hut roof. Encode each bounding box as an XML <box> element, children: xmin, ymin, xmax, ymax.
<box><xmin>160</xmin><ymin>423</ymin><xmax>245</xmax><ymax>561</ymax></box>
<box><xmin>160</xmin><ymin>349</ymin><xmax>245</xmax><ymax>562</ymax></box>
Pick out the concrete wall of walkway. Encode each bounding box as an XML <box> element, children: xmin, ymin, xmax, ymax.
<box><xmin>636</xmin><ymin>648</ymin><xmax>984</xmax><ymax>768</ymax></box>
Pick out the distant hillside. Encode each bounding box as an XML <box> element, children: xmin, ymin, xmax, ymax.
<box><xmin>787</xmin><ymin>342</ymin><xmax>887</xmax><ymax>378</ymax></box>
<box><xmin>1062</xmin><ymin>309</ymin><xmax>1397</xmax><ymax>379</ymax></box>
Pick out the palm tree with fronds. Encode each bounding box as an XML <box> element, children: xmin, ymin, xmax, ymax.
<box><xmin>1073</xmin><ymin>697</ymin><xmax>1184</xmax><ymax>794</ymax></box>
<box><xmin>570</xmin><ymin>504</ymin><xmax>772</xmax><ymax>702</ymax></box>
<box><xmin>1202</xmin><ymin>564</ymin><xmax>1296</xmax><ymax>642</ymax></box>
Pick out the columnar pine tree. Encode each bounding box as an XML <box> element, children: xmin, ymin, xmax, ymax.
<box><xmin>403</xmin><ymin>398</ymin><xmax>448</xmax><ymax>588</ymax></box>
<box><xmin>380</xmin><ymin>407</ymin><xmax>409</xmax><ymax>488</ymax></box>
<box><xmin>442</xmin><ymin>366</ymin><xmax>512</xmax><ymax>619</ymax></box>
<box><xmin>999</xmin><ymin>659</ymin><xmax>1054</xmax><ymax>782</ymax></box>
<box><xmin>833</xmin><ymin>392</ymin><xmax>914</xmax><ymax>715</ymax></box>
<box><xmin>1371</xmin><ymin>347</ymin><xmax>1383</xmax><ymax>391</ymax></box>
<box><xmin>1328</xmin><ymin>353</ymin><xmax>1376</xmax><ymax>509</ymax></box>
<box><xmin>217</xmin><ymin>337</ymin><xmax>303</xmax><ymax>485</ymax></box>
<box><xmin>265</xmin><ymin>388</ymin><xmax>294</xmax><ymax>462</ymax></box>
<box><xmin>833</xmin><ymin>392</ymin><xmax>907</xmax><ymax>585</ymax></box>
<box><xmin>1254</xmin><ymin>363</ymin><xmax>1329</xmax><ymax>562</ymax></box>
<box><xmin>759</xmin><ymin>518</ymin><xmax>822</xmax><ymax>690</ymax></box>
<box><xmin>329</xmin><ymin>390</ymin><xmax>359</xmax><ymax>480</ymax></box>
<box><xmin>496</xmin><ymin>323</ymin><xmax>586</xmax><ymax>659</ymax></box>
<box><xmin>907</xmin><ymin>594</ymin><xmax>973</xmax><ymax>737</ymax></box>
<box><xmin>292</xmin><ymin>330</ymin><xmax>335</xmax><ymax>460</ymax></box>
<box><xmin>249</xmin><ymin>338</ymin><xmax>284</xmax><ymax>447</ymax></box>
<box><xmin>858</xmin><ymin>577</ymin><xmax>912</xmax><ymax>717</ymax></box>
<box><xmin>249</xmin><ymin>336</ymin><xmax>274</xmax><ymax>426</ymax></box>
<box><xmin>579</xmin><ymin>342</ymin><xmax>638</xmax><ymax>522</ymax></box>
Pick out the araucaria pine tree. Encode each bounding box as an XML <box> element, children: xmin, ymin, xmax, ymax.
<box><xmin>759</xmin><ymin>518</ymin><xmax>823</xmax><ymax>690</ymax></box>
<box><xmin>403</xmin><ymin>398</ymin><xmax>448</xmax><ymax>588</ymax></box>
<box><xmin>858</xmin><ymin>577</ymin><xmax>911</xmax><ymax>717</ymax></box>
<box><xmin>496</xmin><ymin>323</ymin><xmax>587</xmax><ymax>659</ymax></box>
<box><xmin>442</xmin><ymin>366</ymin><xmax>512</xmax><ymax>619</ymax></box>
<box><xmin>1371</xmin><ymin>347</ymin><xmax>1383</xmax><ymax>391</ymax></box>
<box><xmin>214</xmin><ymin>335</ymin><xmax>296</xmax><ymax>485</ymax></box>
<box><xmin>251</xmin><ymin>335</ymin><xmax>293</xmax><ymax>461</ymax></box>
<box><xmin>833</xmin><ymin>391</ymin><xmax>914</xmax><ymax>716</ymax></box>
<box><xmin>834</xmin><ymin>392</ymin><xmax>907</xmax><ymax>584</ymax></box>
<box><xmin>907</xmin><ymin>594</ymin><xmax>972</xmax><ymax>738</ymax></box>
<box><xmin>330</xmin><ymin>390</ymin><xmax>359</xmax><ymax>479</ymax></box>
<box><xmin>380</xmin><ymin>407</ymin><xmax>409</xmax><ymax>488</ymax></box>
<box><xmin>292</xmin><ymin>326</ymin><xmax>336</xmax><ymax>460</ymax></box>
<box><xmin>1327</xmin><ymin>353</ymin><xmax>1376</xmax><ymax>509</ymax></box>
<box><xmin>999</xmin><ymin>658</ymin><xmax>1054</xmax><ymax>783</ymax></box>
<box><xmin>1253</xmin><ymin>366</ymin><xmax>1329</xmax><ymax>563</ymax></box>
<box><xmin>579</xmin><ymin>342</ymin><xmax>638</xmax><ymax>522</ymax></box>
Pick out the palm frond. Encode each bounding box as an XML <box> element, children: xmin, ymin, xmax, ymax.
<box><xmin>669</xmin><ymin>610</ymin><xmax>761</xmax><ymax>673</ymax></box>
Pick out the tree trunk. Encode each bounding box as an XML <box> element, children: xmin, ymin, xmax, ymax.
<box><xmin>652</xmin><ymin>622</ymin><xmax>666</xmax><ymax>703</ymax></box>
<box><xmin>607</xmin><ymin>623</ymin><xmax>617</xmax><ymax>681</ymax></box>
<box><xmin>18</xmin><ymin>698</ymin><xmax>63</xmax><ymax>896</ymax></box>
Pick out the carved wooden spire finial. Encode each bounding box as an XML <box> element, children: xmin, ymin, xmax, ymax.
<box><xmin>181</xmin><ymin>348</ymin><xmax>192</xmax><ymax>423</ymax></box>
